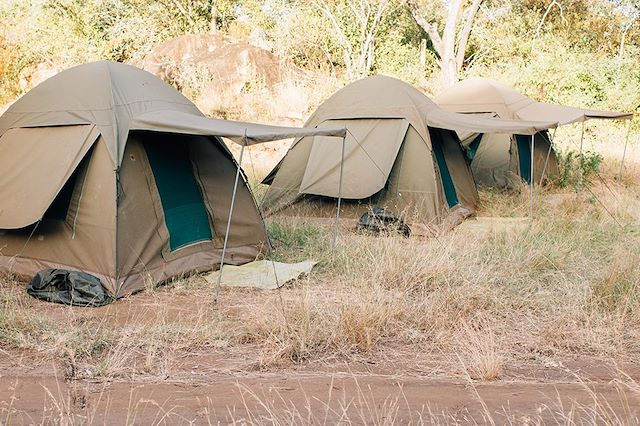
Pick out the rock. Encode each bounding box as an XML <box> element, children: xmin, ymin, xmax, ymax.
<box><xmin>138</xmin><ymin>33</ymin><xmax>307</xmax><ymax>121</ymax></box>
<box><xmin>18</xmin><ymin>60</ymin><xmax>61</xmax><ymax>93</ymax></box>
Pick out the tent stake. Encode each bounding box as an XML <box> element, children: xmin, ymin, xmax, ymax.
<box><xmin>530</xmin><ymin>134</ymin><xmax>535</xmax><ymax>221</ymax></box>
<box><xmin>577</xmin><ymin>120</ymin><xmax>585</xmax><ymax>191</ymax></box>
<box><xmin>215</xmin><ymin>135</ymin><xmax>247</xmax><ymax>303</ymax></box>
<box><xmin>333</xmin><ymin>135</ymin><xmax>346</xmax><ymax>248</ymax></box>
<box><xmin>619</xmin><ymin>119</ymin><xmax>632</xmax><ymax>180</ymax></box>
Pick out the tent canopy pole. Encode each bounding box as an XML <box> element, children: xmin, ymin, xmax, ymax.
<box><xmin>577</xmin><ymin>120</ymin><xmax>586</xmax><ymax>191</ymax></box>
<box><xmin>530</xmin><ymin>134</ymin><xmax>535</xmax><ymax>221</ymax></box>
<box><xmin>540</xmin><ymin>127</ymin><xmax>557</xmax><ymax>184</ymax></box>
<box><xmin>333</xmin><ymin>135</ymin><xmax>347</xmax><ymax>248</ymax></box>
<box><xmin>214</xmin><ymin>134</ymin><xmax>247</xmax><ymax>302</ymax></box>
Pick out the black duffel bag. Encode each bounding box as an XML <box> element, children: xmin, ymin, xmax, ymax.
<box><xmin>357</xmin><ymin>207</ymin><xmax>411</xmax><ymax>237</ymax></box>
<box><xmin>27</xmin><ymin>269</ymin><xmax>113</xmax><ymax>307</ymax></box>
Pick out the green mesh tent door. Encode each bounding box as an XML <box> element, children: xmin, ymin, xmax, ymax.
<box><xmin>429</xmin><ymin>128</ymin><xmax>459</xmax><ymax>208</ymax></box>
<box><xmin>515</xmin><ymin>134</ymin><xmax>533</xmax><ymax>184</ymax></box>
<box><xmin>143</xmin><ymin>134</ymin><xmax>213</xmax><ymax>251</ymax></box>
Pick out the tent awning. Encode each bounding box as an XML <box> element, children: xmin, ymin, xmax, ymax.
<box><xmin>424</xmin><ymin>108</ymin><xmax>558</xmax><ymax>135</ymax></box>
<box><xmin>435</xmin><ymin>77</ymin><xmax>634</xmax><ymax>126</ymax></box>
<box><xmin>130</xmin><ymin>111</ymin><xmax>347</xmax><ymax>145</ymax></box>
<box><xmin>515</xmin><ymin>102</ymin><xmax>634</xmax><ymax>125</ymax></box>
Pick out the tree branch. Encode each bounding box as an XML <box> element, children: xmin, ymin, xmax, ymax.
<box><xmin>407</xmin><ymin>0</ymin><xmax>443</xmax><ymax>56</ymax></box>
<box><xmin>311</xmin><ymin>0</ymin><xmax>354</xmax><ymax>75</ymax></box>
<box><xmin>535</xmin><ymin>0</ymin><xmax>567</xmax><ymax>39</ymax></box>
<box><xmin>456</xmin><ymin>0</ymin><xmax>483</xmax><ymax>70</ymax></box>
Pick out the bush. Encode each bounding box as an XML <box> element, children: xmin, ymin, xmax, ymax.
<box><xmin>554</xmin><ymin>149</ymin><xmax>604</xmax><ymax>188</ymax></box>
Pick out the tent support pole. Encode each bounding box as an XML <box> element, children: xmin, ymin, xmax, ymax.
<box><xmin>540</xmin><ymin>127</ymin><xmax>557</xmax><ymax>184</ymax></box>
<box><xmin>215</xmin><ymin>135</ymin><xmax>247</xmax><ymax>303</ymax></box>
<box><xmin>333</xmin><ymin>135</ymin><xmax>346</xmax><ymax>248</ymax></box>
<box><xmin>577</xmin><ymin>120</ymin><xmax>585</xmax><ymax>191</ymax></box>
<box><xmin>530</xmin><ymin>134</ymin><xmax>535</xmax><ymax>221</ymax></box>
<box><xmin>619</xmin><ymin>119</ymin><xmax>632</xmax><ymax>180</ymax></box>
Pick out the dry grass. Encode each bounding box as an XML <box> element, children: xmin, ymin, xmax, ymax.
<box><xmin>0</xmin><ymin>279</ymin><xmax>233</xmax><ymax>379</ymax></box>
<box><xmin>3</xmin><ymin>151</ymin><xmax>640</xmax><ymax>374</ymax></box>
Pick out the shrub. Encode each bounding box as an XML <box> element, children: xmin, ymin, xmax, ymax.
<box><xmin>554</xmin><ymin>149</ymin><xmax>604</xmax><ymax>188</ymax></box>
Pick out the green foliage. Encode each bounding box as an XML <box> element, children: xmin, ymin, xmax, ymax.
<box><xmin>554</xmin><ymin>149</ymin><xmax>604</xmax><ymax>188</ymax></box>
<box><xmin>373</xmin><ymin>3</ymin><xmax>435</xmax><ymax>83</ymax></box>
<box><xmin>0</xmin><ymin>0</ymin><xmax>639</xmax><ymax>112</ymax></box>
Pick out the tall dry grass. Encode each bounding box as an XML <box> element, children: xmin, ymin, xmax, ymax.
<box><xmin>2</xmin><ymin>151</ymin><xmax>640</xmax><ymax>376</ymax></box>
<box><xmin>241</xmin><ymin>134</ymin><xmax>640</xmax><ymax>371</ymax></box>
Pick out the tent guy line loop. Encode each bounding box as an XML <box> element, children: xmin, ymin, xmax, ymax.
<box><xmin>269</xmin><ymin>257</ymin><xmax>290</xmax><ymax>333</ymax></box>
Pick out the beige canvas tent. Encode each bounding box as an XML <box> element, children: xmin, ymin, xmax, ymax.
<box><xmin>261</xmin><ymin>75</ymin><xmax>556</xmax><ymax>231</ymax></box>
<box><xmin>0</xmin><ymin>61</ymin><xmax>344</xmax><ymax>298</ymax></box>
<box><xmin>436</xmin><ymin>77</ymin><xmax>633</xmax><ymax>189</ymax></box>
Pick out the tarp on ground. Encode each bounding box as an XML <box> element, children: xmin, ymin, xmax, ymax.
<box><xmin>205</xmin><ymin>260</ymin><xmax>317</xmax><ymax>289</ymax></box>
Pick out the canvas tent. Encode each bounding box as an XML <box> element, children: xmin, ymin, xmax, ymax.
<box><xmin>261</xmin><ymin>75</ymin><xmax>556</xmax><ymax>231</ymax></box>
<box><xmin>436</xmin><ymin>77</ymin><xmax>633</xmax><ymax>189</ymax></box>
<box><xmin>0</xmin><ymin>61</ymin><xmax>345</xmax><ymax>299</ymax></box>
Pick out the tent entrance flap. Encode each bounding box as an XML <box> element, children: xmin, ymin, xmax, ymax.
<box><xmin>299</xmin><ymin>119</ymin><xmax>410</xmax><ymax>199</ymax></box>
<box><xmin>516</xmin><ymin>134</ymin><xmax>533</xmax><ymax>184</ymax></box>
<box><xmin>0</xmin><ymin>125</ymin><xmax>99</xmax><ymax>229</ymax></box>
<box><xmin>142</xmin><ymin>134</ymin><xmax>212</xmax><ymax>251</ymax></box>
<box><xmin>429</xmin><ymin>129</ymin><xmax>459</xmax><ymax>209</ymax></box>
<box><xmin>466</xmin><ymin>134</ymin><xmax>483</xmax><ymax>163</ymax></box>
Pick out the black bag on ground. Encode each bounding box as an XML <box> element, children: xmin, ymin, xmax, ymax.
<box><xmin>357</xmin><ymin>207</ymin><xmax>411</xmax><ymax>237</ymax></box>
<box><xmin>27</xmin><ymin>269</ymin><xmax>113</xmax><ymax>307</ymax></box>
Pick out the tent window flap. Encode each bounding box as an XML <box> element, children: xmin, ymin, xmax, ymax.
<box><xmin>143</xmin><ymin>136</ymin><xmax>212</xmax><ymax>251</ymax></box>
<box><xmin>0</xmin><ymin>125</ymin><xmax>99</xmax><ymax>229</ymax></box>
<box><xmin>299</xmin><ymin>119</ymin><xmax>410</xmax><ymax>199</ymax></box>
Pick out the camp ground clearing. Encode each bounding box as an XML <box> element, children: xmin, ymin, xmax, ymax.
<box><xmin>1</xmin><ymin>2</ymin><xmax>640</xmax><ymax>422</ymax></box>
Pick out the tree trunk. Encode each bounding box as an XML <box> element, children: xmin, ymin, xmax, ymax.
<box><xmin>408</xmin><ymin>0</ymin><xmax>484</xmax><ymax>88</ymax></box>
<box><xmin>440</xmin><ymin>0</ymin><xmax>463</xmax><ymax>87</ymax></box>
<box><xmin>209</xmin><ymin>2</ymin><xmax>219</xmax><ymax>34</ymax></box>
<box><xmin>456</xmin><ymin>0</ymin><xmax>483</xmax><ymax>70</ymax></box>
<box><xmin>618</xmin><ymin>28</ymin><xmax>627</xmax><ymax>63</ymax></box>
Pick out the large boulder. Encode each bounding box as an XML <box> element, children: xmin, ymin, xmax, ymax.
<box><xmin>140</xmin><ymin>33</ymin><xmax>283</xmax><ymax>87</ymax></box>
<box><xmin>18</xmin><ymin>60</ymin><xmax>61</xmax><ymax>93</ymax></box>
<box><xmin>139</xmin><ymin>34</ymin><xmax>307</xmax><ymax>121</ymax></box>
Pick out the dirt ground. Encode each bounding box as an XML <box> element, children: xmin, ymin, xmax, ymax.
<box><xmin>2</xmin><ymin>288</ymin><xmax>640</xmax><ymax>424</ymax></box>
<box><xmin>2</xmin><ymin>370</ymin><xmax>639</xmax><ymax>424</ymax></box>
